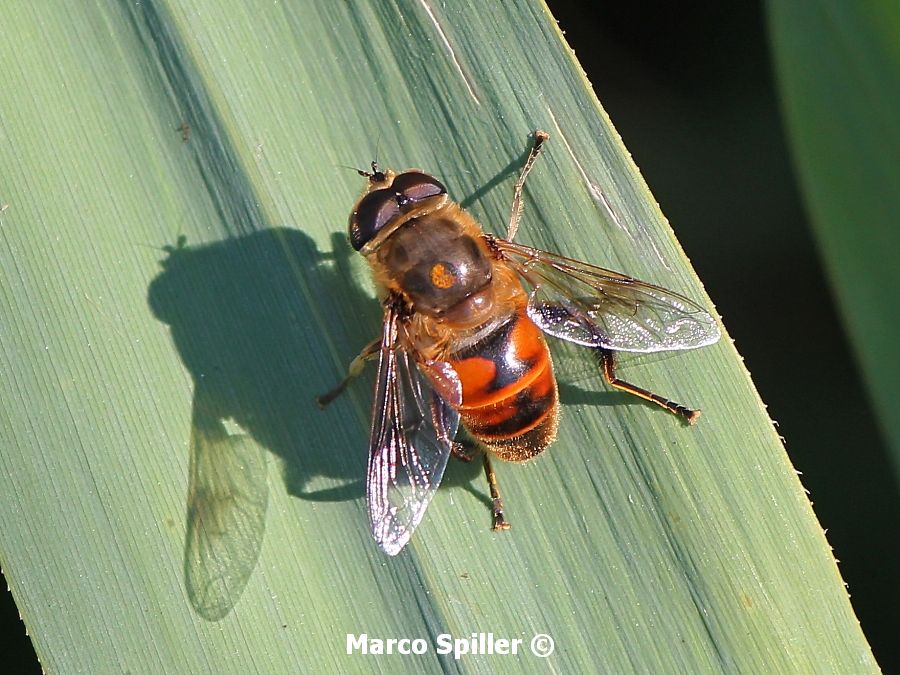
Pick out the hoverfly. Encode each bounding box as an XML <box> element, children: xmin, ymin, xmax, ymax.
<box><xmin>319</xmin><ymin>131</ymin><xmax>719</xmax><ymax>555</ymax></box>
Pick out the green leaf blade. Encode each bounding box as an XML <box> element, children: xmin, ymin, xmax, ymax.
<box><xmin>769</xmin><ymin>0</ymin><xmax>900</xmax><ymax>478</ymax></box>
<box><xmin>0</xmin><ymin>1</ymin><xmax>877</xmax><ymax>672</ymax></box>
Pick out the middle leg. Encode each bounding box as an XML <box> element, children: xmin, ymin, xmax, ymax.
<box><xmin>597</xmin><ymin>348</ymin><xmax>701</xmax><ymax>424</ymax></box>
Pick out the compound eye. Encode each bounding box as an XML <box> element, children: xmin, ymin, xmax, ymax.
<box><xmin>349</xmin><ymin>188</ymin><xmax>400</xmax><ymax>251</ymax></box>
<box><xmin>392</xmin><ymin>172</ymin><xmax>446</xmax><ymax>207</ymax></box>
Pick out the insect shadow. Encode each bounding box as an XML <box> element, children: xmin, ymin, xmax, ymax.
<box><xmin>147</xmin><ymin>227</ymin><xmax>384</xmax><ymax>619</ymax></box>
<box><xmin>147</xmin><ymin>226</ymin><xmax>487</xmax><ymax>620</ymax></box>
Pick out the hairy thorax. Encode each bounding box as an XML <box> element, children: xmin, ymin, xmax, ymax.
<box><xmin>366</xmin><ymin>204</ymin><xmax>525</xmax><ymax>360</ymax></box>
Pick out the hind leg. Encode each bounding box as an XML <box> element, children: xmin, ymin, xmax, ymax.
<box><xmin>451</xmin><ymin>439</ymin><xmax>511</xmax><ymax>531</ymax></box>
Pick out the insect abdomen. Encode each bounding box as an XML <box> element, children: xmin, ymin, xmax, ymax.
<box><xmin>450</xmin><ymin>308</ymin><xmax>558</xmax><ymax>461</ymax></box>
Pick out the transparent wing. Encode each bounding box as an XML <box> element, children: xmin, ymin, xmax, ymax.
<box><xmin>495</xmin><ymin>238</ymin><xmax>720</xmax><ymax>353</ymax></box>
<box><xmin>184</xmin><ymin>389</ymin><xmax>268</xmax><ymax>621</ymax></box>
<box><xmin>367</xmin><ymin>307</ymin><xmax>461</xmax><ymax>556</ymax></box>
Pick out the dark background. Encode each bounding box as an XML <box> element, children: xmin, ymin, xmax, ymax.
<box><xmin>2</xmin><ymin>2</ymin><xmax>896</xmax><ymax>672</ymax></box>
<box><xmin>547</xmin><ymin>1</ymin><xmax>898</xmax><ymax>671</ymax></box>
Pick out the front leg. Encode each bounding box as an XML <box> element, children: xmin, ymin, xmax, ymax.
<box><xmin>506</xmin><ymin>130</ymin><xmax>550</xmax><ymax>241</ymax></box>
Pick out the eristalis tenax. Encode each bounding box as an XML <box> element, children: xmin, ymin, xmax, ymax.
<box><xmin>319</xmin><ymin>131</ymin><xmax>720</xmax><ymax>555</ymax></box>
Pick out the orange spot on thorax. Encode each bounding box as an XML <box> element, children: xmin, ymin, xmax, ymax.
<box><xmin>430</xmin><ymin>263</ymin><xmax>456</xmax><ymax>289</ymax></box>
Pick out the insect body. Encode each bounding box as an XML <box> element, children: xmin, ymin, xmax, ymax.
<box><xmin>352</xmin><ymin>170</ymin><xmax>560</xmax><ymax>463</ymax></box>
<box><xmin>320</xmin><ymin>132</ymin><xmax>720</xmax><ymax>555</ymax></box>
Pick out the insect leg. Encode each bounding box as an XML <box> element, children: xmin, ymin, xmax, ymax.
<box><xmin>597</xmin><ymin>349</ymin><xmax>701</xmax><ymax>424</ymax></box>
<box><xmin>316</xmin><ymin>338</ymin><xmax>381</xmax><ymax>408</ymax></box>
<box><xmin>506</xmin><ymin>130</ymin><xmax>550</xmax><ymax>241</ymax></box>
<box><xmin>483</xmin><ymin>454</ymin><xmax>511</xmax><ymax>531</ymax></box>
<box><xmin>450</xmin><ymin>440</ymin><xmax>478</xmax><ymax>463</ymax></box>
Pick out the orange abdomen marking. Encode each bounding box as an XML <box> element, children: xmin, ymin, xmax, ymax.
<box><xmin>449</xmin><ymin>308</ymin><xmax>558</xmax><ymax>461</ymax></box>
